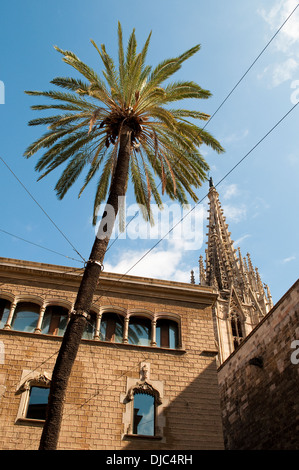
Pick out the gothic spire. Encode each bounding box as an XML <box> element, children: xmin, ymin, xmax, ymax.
<box><xmin>201</xmin><ymin>179</ymin><xmax>271</xmax><ymax>315</ymax></box>
<box><xmin>199</xmin><ymin>179</ymin><xmax>273</xmax><ymax>363</ymax></box>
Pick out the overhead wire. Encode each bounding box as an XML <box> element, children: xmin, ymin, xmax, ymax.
<box><xmin>0</xmin><ymin>228</ymin><xmax>84</xmax><ymax>264</ymax></box>
<box><xmin>0</xmin><ymin>156</ymin><xmax>86</xmax><ymax>264</ymax></box>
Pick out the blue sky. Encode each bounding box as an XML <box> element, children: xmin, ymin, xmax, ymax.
<box><xmin>0</xmin><ymin>0</ymin><xmax>298</xmax><ymax>305</ymax></box>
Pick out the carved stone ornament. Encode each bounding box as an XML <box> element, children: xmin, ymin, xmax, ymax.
<box><xmin>140</xmin><ymin>364</ymin><xmax>149</xmax><ymax>381</ymax></box>
<box><xmin>17</xmin><ymin>372</ymin><xmax>51</xmax><ymax>394</ymax></box>
<box><xmin>124</xmin><ymin>381</ymin><xmax>162</xmax><ymax>406</ymax></box>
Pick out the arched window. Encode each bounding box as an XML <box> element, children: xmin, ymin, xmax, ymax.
<box><xmin>11</xmin><ymin>302</ymin><xmax>40</xmax><ymax>333</ymax></box>
<box><xmin>123</xmin><ymin>366</ymin><xmax>164</xmax><ymax>439</ymax></box>
<box><xmin>0</xmin><ymin>298</ymin><xmax>11</xmax><ymax>329</ymax></box>
<box><xmin>133</xmin><ymin>391</ymin><xmax>155</xmax><ymax>436</ymax></box>
<box><xmin>41</xmin><ymin>305</ymin><xmax>68</xmax><ymax>336</ymax></box>
<box><xmin>156</xmin><ymin>319</ymin><xmax>179</xmax><ymax>349</ymax></box>
<box><xmin>16</xmin><ymin>371</ymin><xmax>51</xmax><ymax>423</ymax></box>
<box><xmin>128</xmin><ymin>316</ymin><xmax>151</xmax><ymax>346</ymax></box>
<box><xmin>100</xmin><ymin>312</ymin><xmax>124</xmax><ymax>343</ymax></box>
<box><xmin>230</xmin><ymin>311</ymin><xmax>244</xmax><ymax>350</ymax></box>
<box><xmin>82</xmin><ymin>312</ymin><xmax>97</xmax><ymax>340</ymax></box>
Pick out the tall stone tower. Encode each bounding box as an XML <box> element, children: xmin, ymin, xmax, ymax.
<box><xmin>195</xmin><ymin>178</ymin><xmax>273</xmax><ymax>364</ymax></box>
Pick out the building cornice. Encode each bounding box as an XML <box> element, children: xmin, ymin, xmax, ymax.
<box><xmin>0</xmin><ymin>257</ymin><xmax>217</xmax><ymax>307</ymax></box>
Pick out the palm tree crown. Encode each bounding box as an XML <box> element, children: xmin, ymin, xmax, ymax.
<box><xmin>24</xmin><ymin>22</ymin><xmax>224</xmax><ymax>225</ymax></box>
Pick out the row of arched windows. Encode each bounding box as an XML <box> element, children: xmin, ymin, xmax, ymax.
<box><xmin>0</xmin><ymin>298</ymin><xmax>180</xmax><ymax>349</ymax></box>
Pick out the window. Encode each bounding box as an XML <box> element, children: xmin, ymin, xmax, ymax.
<box><xmin>100</xmin><ymin>312</ymin><xmax>124</xmax><ymax>343</ymax></box>
<box><xmin>41</xmin><ymin>305</ymin><xmax>68</xmax><ymax>336</ymax></box>
<box><xmin>16</xmin><ymin>371</ymin><xmax>51</xmax><ymax>424</ymax></box>
<box><xmin>122</xmin><ymin>365</ymin><xmax>165</xmax><ymax>440</ymax></box>
<box><xmin>82</xmin><ymin>312</ymin><xmax>97</xmax><ymax>340</ymax></box>
<box><xmin>133</xmin><ymin>392</ymin><xmax>155</xmax><ymax>436</ymax></box>
<box><xmin>26</xmin><ymin>386</ymin><xmax>50</xmax><ymax>421</ymax></box>
<box><xmin>11</xmin><ymin>302</ymin><xmax>40</xmax><ymax>333</ymax></box>
<box><xmin>0</xmin><ymin>299</ymin><xmax>11</xmax><ymax>329</ymax></box>
<box><xmin>231</xmin><ymin>312</ymin><xmax>243</xmax><ymax>350</ymax></box>
<box><xmin>128</xmin><ymin>316</ymin><xmax>151</xmax><ymax>346</ymax></box>
<box><xmin>156</xmin><ymin>319</ymin><xmax>179</xmax><ymax>349</ymax></box>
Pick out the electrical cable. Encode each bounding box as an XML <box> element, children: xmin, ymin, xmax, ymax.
<box><xmin>0</xmin><ymin>228</ymin><xmax>84</xmax><ymax>263</ymax></box>
<box><xmin>0</xmin><ymin>156</ymin><xmax>86</xmax><ymax>264</ymax></box>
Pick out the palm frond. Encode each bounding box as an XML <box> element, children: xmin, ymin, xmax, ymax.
<box><xmin>164</xmin><ymin>81</ymin><xmax>211</xmax><ymax>102</ymax></box>
<box><xmin>25</xmin><ymin>89</ymin><xmax>96</xmax><ymax>110</ymax></box>
<box><xmin>117</xmin><ymin>22</ymin><xmax>125</xmax><ymax>91</ymax></box>
<box><xmin>54</xmin><ymin>150</ymin><xmax>90</xmax><ymax>199</ymax></box>
<box><xmin>51</xmin><ymin>76</ymin><xmax>90</xmax><ymax>95</ymax></box>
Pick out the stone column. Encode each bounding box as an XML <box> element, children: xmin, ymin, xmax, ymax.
<box><xmin>94</xmin><ymin>312</ymin><xmax>102</xmax><ymax>340</ymax></box>
<box><xmin>123</xmin><ymin>315</ymin><xmax>130</xmax><ymax>344</ymax></box>
<box><xmin>34</xmin><ymin>304</ymin><xmax>47</xmax><ymax>334</ymax></box>
<box><xmin>151</xmin><ymin>319</ymin><xmax>157</xmax><ymax>346</ymax></box>
<box><xmin>4</xmin><ymin>301</ymin><xmax>17</xmax><ymax>330</ymax></box>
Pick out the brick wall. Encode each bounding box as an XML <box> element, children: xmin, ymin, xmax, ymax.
<box><xmin>218</xmin><ymin>279</ymin><xmax>299</xmax><ymax>450</ymax></box>
<box><xmin>0</xmin><ymin>258</ymin><xmax>224</xmax><ymax>450</ymax></box>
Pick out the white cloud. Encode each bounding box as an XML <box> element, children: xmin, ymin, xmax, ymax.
<box><xmin>258</xmin><ymin>0</ymin><xmax>299</xmax><ymax>51</ymax></box>
<box><xmin>105</xmin><ymin>247</ymin><xmax>181</xmax><ymax>279</ymax></box>
<box><xmin>222</xmin><ymin>203</ymin><xmax>247</xmax><ymax>223</ymax></box>
<box><xmin>222</xmin><ymin>129</ymin><xmax>249</xmax><ymax>144</ymax></box>
<box><xmin>222</xmin><ymin>183</ymin><xmax>239</xmax><ymax>200</ymax></box>
<box><xmin>233</xmin><ymin>234</ymin><xmax>251</xmax><ymax>247</ymax></box>
<box><xmin>104</xmin><ymin>245</ymin><xmax>195</xmax><ymax>284</ymax></box>
<box><xmin>270</xmin><ymin>58</ymin><xmax>298</xmax><ymax>87</ymax></box>
<box><xmin>257</xmin><ymin>1</ymin><xmax>299</xmax><ymax>86</ymax></box>
<box><xmin>282</xmin><ymin>255</ymin><xmax>296</xmax><ymax>263</ymax></box>
<box><xmin>272</xmin><ymin>57</ymin><xmax>299</xmax><ymax>86</ymax></box>
<box><xmin>287</xmin><ymin>152</ymin><xmax>299</xmax><ymax>166</ymax></box>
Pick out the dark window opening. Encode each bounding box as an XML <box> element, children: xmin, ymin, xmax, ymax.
<box><xmin>231</xmin><ymin>312</ymin><xmax>243</xmax><ymax>350</ymax></box>
<box><xmin>41</xmin><ymin>306</ymin><xmax>68</xmax><ymax>336</ymax></box>
<box><xmin>26</xmin><ymin>386</ymin><xmax>50</xmax><ymax>421</ymax></box>
<box><xmin>100</xmin><ymin>312</ymin><xmax>124</xmax><ymax>343</ymax></box>
<box><xmin>0</xmin><ymin>298</ymin><xmax>11</xmax><ymax>329</ymax></box>
<box><xmin>128</xmin><ymin>317</ymin><xmax>151</xmax><ymax>346</ymax></box>
<box><xmin>11</xmin><ymin>302</ymin><xmax>40</xmax><ymax>333</ymax></box>
<box><xmin>156</xmin><ymin>319</ymin><xmax>179</xmax><ymax>348</ymax></box>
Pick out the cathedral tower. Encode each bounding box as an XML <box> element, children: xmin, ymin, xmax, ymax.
<box><xmin>197</xmin><ymin>178</ymin><xmax>273</xmax><ymax>364</ymax></box>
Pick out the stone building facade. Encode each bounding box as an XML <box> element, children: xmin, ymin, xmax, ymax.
<box><xmin>0</xmin><ymin>257</ymin><xmax>224</xmax><ymax>450</ymax></box>
<box><xmin>0</xmin><ymin>182</ymin><xmax>297</xmax><ymax>451</ymax></box>
<box><xmin>218</xmin><ymin>279</ymin><xmax>299</xmax><ymax>450</ymax></box>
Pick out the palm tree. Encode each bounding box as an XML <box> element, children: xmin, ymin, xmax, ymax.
<box><xmin>24</xmin><ymin>23</ymin><xmax>224</xmax><ymax>450</ymax></box>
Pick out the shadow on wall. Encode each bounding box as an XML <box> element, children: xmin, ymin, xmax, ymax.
<box><xmin>122</xmin><ymin>359</ymin><xmax>224</xmax><ymax>451</ymax></box>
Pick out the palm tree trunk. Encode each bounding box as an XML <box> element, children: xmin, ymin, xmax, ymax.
<box><xmin>39</xmin><ymin>125</ymin><xmax>132</xmax><ymax>450</ymax></box>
